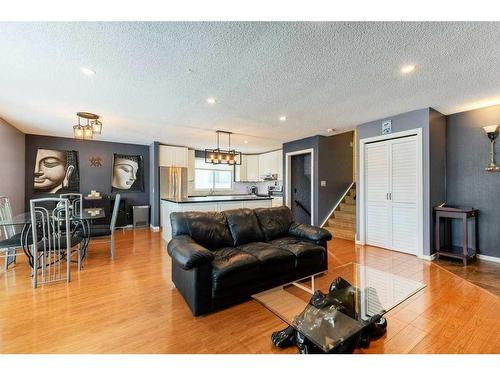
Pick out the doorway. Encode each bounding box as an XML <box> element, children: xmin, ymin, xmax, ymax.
<box><xmin>285</xmin><ymin>149</ymin><xmax>314</xmax><ymax>225</ymax></box>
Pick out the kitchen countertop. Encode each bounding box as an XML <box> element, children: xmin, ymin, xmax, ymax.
<box><xmin>161</xmin><ymin>195</ymin><xmax>273</xmax><ymax>204</ymax></box>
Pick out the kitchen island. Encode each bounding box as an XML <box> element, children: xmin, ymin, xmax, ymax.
<box><xmin>160</xmin><ymin>195</ymin><xmax>273</xmax><ymax>241</ymax></box>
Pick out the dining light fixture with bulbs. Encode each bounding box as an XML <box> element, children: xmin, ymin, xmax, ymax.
<box><xmin>483</xmin><ymin>124</ymin><xmax>500</xmax><ymax>172</ymax></box>
<box><xmin>205</xmin><ymin>130</ymin><xmax>241</xmax><ymax>165</ymax></box>
<box><xmin>73</xmin><ymin>112</ymin><xmax>103</xmax><ymax>140</ymax></box>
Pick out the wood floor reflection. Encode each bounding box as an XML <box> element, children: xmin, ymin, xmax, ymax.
<box><xmin>0</xmin><ymin>230</ymin><xmax>499</xmax><ymax>353</ymax></box>
<box><xmin>434</xmin><ymin>256</ymin><xmax>500</xmax><ymax>297</ymax></box>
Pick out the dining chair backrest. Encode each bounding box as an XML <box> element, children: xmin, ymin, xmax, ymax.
<box><xmin>59</xmin><ymin>193</ymin><xmax>83</xmax><ymax>218</ymax></box>
<box><xmin>30</xmin><ymin>197</ymin><xmax>72</xmax><ymax>287</ymax></box>
<box><xmin>110</xmin><ymin>194</ymin><xmax>120</xmax><ymax>233</ymax></box>
<box><xmin>0</xmin><ymin>196</ymin><xmax>16</xmax><ymax>239</ymax></box>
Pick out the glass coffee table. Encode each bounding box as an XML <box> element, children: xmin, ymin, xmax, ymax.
<box><xmin>252</xmin><ymin>262</ymin><xmax>426</xmax><ymax>353</ymax></box>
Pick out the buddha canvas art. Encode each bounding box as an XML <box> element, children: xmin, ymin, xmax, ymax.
<box><xmin>33</xmin><ymin>148</ymin><xmax>80</xmax><ymax>194</ymax></box>
<box><xmin>112</xmin><ymin>154</ymin><xmax>144</xmax><ymax>191</ymax></box>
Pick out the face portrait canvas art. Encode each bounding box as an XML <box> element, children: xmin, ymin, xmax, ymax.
<box><xmin>112</xmin><ymin>154</ymin><xmax>144</xmax><ymax>191</ymax></box>
<box><xmin>33</xmin><ymin>149</ymin><xmax>80</xmax><ymax>194</ymax></box>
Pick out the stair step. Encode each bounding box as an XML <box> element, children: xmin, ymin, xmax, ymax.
<box><xmin>345</xmin><ymin>196</ymin><xmax>356</xmax><ymax>204</ymax></box>
<box><xmin>328</xmin><ymin>218</ymin><xmax>356</xmax><ymax>229</ymax></box>
<box><xmin>334</xmin><ymin>211</ymin><xmax>356</xmax><ymax>221</ymax></box>
<box><xmin>349</xmin><ymin>188</ymin><xmax>356</xmax><ymax>197</ymax></box>
<box><xmin>325</xmin><ymin>226</ymin><xmax>355</xmax><ymax>241</ymax></box>
<box><xmin>340</xmin><ymin>203</ymin><xmax>356</xmax><ymax>212</ymax></box>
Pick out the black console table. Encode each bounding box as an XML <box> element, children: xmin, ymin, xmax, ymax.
<box><xmin>434</xmin><ymin>205</ymin><xmax>479</xmax><ymax>265</ymax></box>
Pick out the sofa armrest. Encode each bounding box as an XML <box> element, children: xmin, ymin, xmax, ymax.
<box><xmin>288</xmin><ymin>222</ymin><xmax>332</xmax><ymax>242</ymax></box>
<box><xmin>167</xmin><ymin>235</ymin><xmax>214</xmax><ymax>270</ymax></box>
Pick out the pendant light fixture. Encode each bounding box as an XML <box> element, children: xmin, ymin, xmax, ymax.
<box><xmin>73</xmin><ymin>112</ymin><xmax>103</xmax><ymax>140</ymax></box>
<box><xmin>205</xmin><ymin>130</ymin><xmax>241</xmax><ymax>165</ymax></box>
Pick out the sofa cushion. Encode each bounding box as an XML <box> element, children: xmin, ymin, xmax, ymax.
<box><xmin>172</xmin><ymin>211</ymin><xmax>233</xmax><ymax>250</ymax></box>
<box><xmin>237</xmin><ymin>242</ymin><xmax>295</xmax><ymax>275</ymax></box>
<box><xmin>224</xmin><ymin>208</ymin><xmax>265</xmax><ymax>246</ymax></box>
<box><xmin>254</xmin><ymin>206</ymin><xmax>294</xmax><ymax>241</ymax></box>
<box><xmin>270</xmin><ymin>237</ymin><xmax>325</xmax><ymax>268</ymax></box>
<box><xmin>211</xmin><ymin>247</ymin><xmax>259</xmax><ymax>295</ymax></box>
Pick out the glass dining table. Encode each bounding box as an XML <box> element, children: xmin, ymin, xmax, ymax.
<box><xmin>0</xmin><ymin>207</ymin><xmax>105</xmax><ymax>270</ymax></box>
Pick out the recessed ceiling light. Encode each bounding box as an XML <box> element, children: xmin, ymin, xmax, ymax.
<box><xmin>401</xmin><ymin>64</ymin><xmax>416</xmax><ymax>74</ymax></box>
<box><xmin>81</xmin><ymin>67</ymin><xmax>96</xmax><ymax>76</ymax></box>
<box><xmin>244</xmin><ymin>140</ymin><xmax>249</xmax><ymax>144</ymax></box>
<box><xmin>279</xmin><ymin>116</ymin><xmax>287</xmax><ymax>122</ymax></box>
<box><xmin>206</xmin><ymin>97</ymin><xmax>216</xmax><ymax>104</ymax></box>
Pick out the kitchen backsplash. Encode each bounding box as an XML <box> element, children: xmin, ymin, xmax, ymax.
<box><xmin>233</xmin><ymin>180</ymin><xmax>282</xmax><ymax>195</ymax></box>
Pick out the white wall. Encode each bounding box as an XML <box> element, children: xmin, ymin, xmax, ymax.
<box><xmin>0</xmin><ymin>118</ymin><xmax>25</xmax><ymax>215</ymax></box>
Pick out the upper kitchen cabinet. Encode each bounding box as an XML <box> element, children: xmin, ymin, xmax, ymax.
<box><xmin>259</xmin><ymin>149</ymin><xmax>282</xmax><ymax>178</ymax></box>
<box><xmin>246</xmin><ymin>155</ymin><xmax>260</xmax><ymax>181</ymax></box>
<box><xmin>159</xmin><ymin>145</ymin><xmax>189</xmax><ymax>168</ymax></box>
<box><xmin>234</xmin><ymin>154</ymin><xmax>248</xmax><ymax>182</ymax></box>
<box><xmin>234</xmin><ymin>149</ymin><xmax>283</xmax><ymax>182</ymax></box>
<box><xmin>187</xmin><ymin>149</ymin><xmax>195</xmax><ymax>182</ymax></box>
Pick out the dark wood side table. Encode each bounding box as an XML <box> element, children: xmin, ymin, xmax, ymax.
<box><xmin>434</xmin><ymin>206</ymin><xmax>479</xmax><ymax>265</ymax></box>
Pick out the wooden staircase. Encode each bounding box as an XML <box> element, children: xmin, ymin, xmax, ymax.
<box><xmin>324</xmin><ymin>184</ymin><xmax>356</xmax><ymax>241</ymax></box>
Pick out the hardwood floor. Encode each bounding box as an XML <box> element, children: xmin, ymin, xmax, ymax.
<box><xmin>434</xmin><ymin>257</ymin><xmax>500</xmax><ymax>297</ymax></box>
<box><xmin>0</xmin><ymin>230</ymin><xmax>499</xmax><ymax>354</ymax></box>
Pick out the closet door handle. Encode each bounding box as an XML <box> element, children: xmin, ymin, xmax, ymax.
<box><xmin>386</xmin><ymin>193</ymin><xmax>389</xmax><ymax>200</ymax></box>
<box><xmin>389</xmin><ymin>193</ymin><xmax>392</xmax><ymax>200</ymax></box>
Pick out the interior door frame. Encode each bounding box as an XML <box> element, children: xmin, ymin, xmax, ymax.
<box><xmin>358</xmin><ymin>128</ymin><xmax>423</xmax><ymax>258</ymax></box>
<box><xmin>285</xmin><ymin>148</ymin><xmax>314</xmax><ymax>225</ymax></box>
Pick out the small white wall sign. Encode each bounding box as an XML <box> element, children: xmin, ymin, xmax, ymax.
<box><xmin>382</xmin><ymin>120</ymin><xmax>392</xmax><ymax>135</ymax></box>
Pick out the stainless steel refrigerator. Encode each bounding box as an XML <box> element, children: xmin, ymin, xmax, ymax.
<box><xmin>160</xmin><ymin>167</ymin><xmax>188</xmax><ymax>201</ymax></box>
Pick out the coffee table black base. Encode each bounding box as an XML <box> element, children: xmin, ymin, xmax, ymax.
<box><xmin>272</xmin><ymin>317</ymin><xmax>387</xmax><ymax>354</ymax></box>
<box><xmin>270</xmin><ymin>277</ymin><xmax>388</xmax><ymax>354</ymax></box>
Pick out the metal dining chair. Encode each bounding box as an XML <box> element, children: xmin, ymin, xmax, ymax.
<box><xmin>30</xmin><ymin>197</ymin><xmax>84</xmax><ymax>288</ymax></box>
<box><xmin>59</xmin><ymin>193</ymin><xmax>83</xmax><ymax>218</ymax></box>
<box><xmin>88</xmin><ymin>194</ymin><xmax>120</xmax><ymax>260</ymax></box>
<box><xmin>0</xmin><ymin>196</ymin><xmax>20</xmax><ymax>270</ymax></box>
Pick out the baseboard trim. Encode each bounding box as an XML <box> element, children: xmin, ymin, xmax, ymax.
<box><xmin>418</xmin><ymin>253</ymin><xmax>437</xmax><ymax>261</ymax></box>
<box><xmin>150</xmin><ymin>225</ymin><xmax>160</xmax><ymax>232</ymax></box>
<box><xmin>477</xmin><ymin>254</ymin><xmax>500</xmax><ymax>264</ymax></box>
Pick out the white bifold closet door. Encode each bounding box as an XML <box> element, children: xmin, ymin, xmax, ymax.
<box><xmin>365</xmin><ymin>136</ymin><xmax>418</xmax><ymax>255</ymax></box>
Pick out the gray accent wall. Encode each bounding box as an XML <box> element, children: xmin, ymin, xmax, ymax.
<box><xmin>149</xmin><ymin>141</ymin><xmax>160</xmax><ymax>227</ymax></box>
<box><xmin>25</xmin><ymin>134</ymin><xmax>149</xmax><ymax>210</ymax></box>
<box><xmin>356</xmin><ymin>108</ymin><xmax>446</xmax><ymax>256</ymax></box>
<box><xmin>446</xmin><ymin>104</ymin><xmax>500</xmax><ymax>258</ymax></box>
<box><xmin>283</xmin><ymin>132</ymin><xmax>353</xmax><ymax>226</ymax></box>
<box><xmin>283</xmin><ymin>136</ymin><xmax>320</xmax><ymax>225</ymax></box>
<box><xmin>318</xmin><ymin>132</ymin><xmax>354</xmax><ymax>225</ymax></box>
<box><xmin>0</xmin><ymin>118</ymin><xmax>25</xmax><ymax>215</ymax></box>
<box><xmin>429</xmin><ymin>108</ymin><xmax>447</xmax><ymax>250</ymax></box>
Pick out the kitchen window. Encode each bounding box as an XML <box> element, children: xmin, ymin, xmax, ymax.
<box><xmin>194</xmin><ymin>158</ymin><xmax>233</xmax><ymax>191</ymax></box>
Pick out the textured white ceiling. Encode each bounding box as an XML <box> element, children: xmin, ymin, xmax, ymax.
<box><xmin>0</xmin><ymin>22</ymin><xmax>499</xmax><ymax>152</ymax></box>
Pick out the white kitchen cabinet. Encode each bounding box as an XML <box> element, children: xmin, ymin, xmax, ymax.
<box><xmin>187</xmin><ymin>149</ymin><xmax>195</xmax><ymax>182</ymax></box>
<box><xmin>277</xmin><ymin>150</ymin><xmax>283</xmax><ymax>179</ymax></box>
<box><xmin>234</xmin><ymin>154</ymin><xmax>248</xmax><ymax>182</ymax></box>
<box><xmin>272</xmin><ymin>197</ymin><xmax>283</xmax><ymax>207</ymax></box>
<box><xmin>245</xmin><ymin>200</ymin><xmax>272</xmax><ymax>209</ymax></box>
<box><xmin>246</xmin><ymin>155</ymin><xmax>260</xmax><ymax>181</ymax></box>
<box><xmin>259</xmin><ymin>150</ymin><xmax>283</xmax><ymax>179</ymax></box>
<box><xmin>258</xmin><ymin>152</ymin><xmax>271</xmax><ymax>176</ymax></box>
<box><xmin>234</xmin><ymin>149</ymin><xmax>283</xmax><ymax>182</ymax></box>
<box><xmin>218</xmin><ymin>201</ymin><xmax>246</xmax><ymax>211</ymax></box>
<box><xmin>159</xmin><ymin>145</ymin><xmax>189</xmax><ymax>168</ymax></box>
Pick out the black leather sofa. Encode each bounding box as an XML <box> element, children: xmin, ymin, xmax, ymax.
<box><xmin>167</xmin><ymin>206</ymin><xmax>332</xmax><ymax>316</ymax></box>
